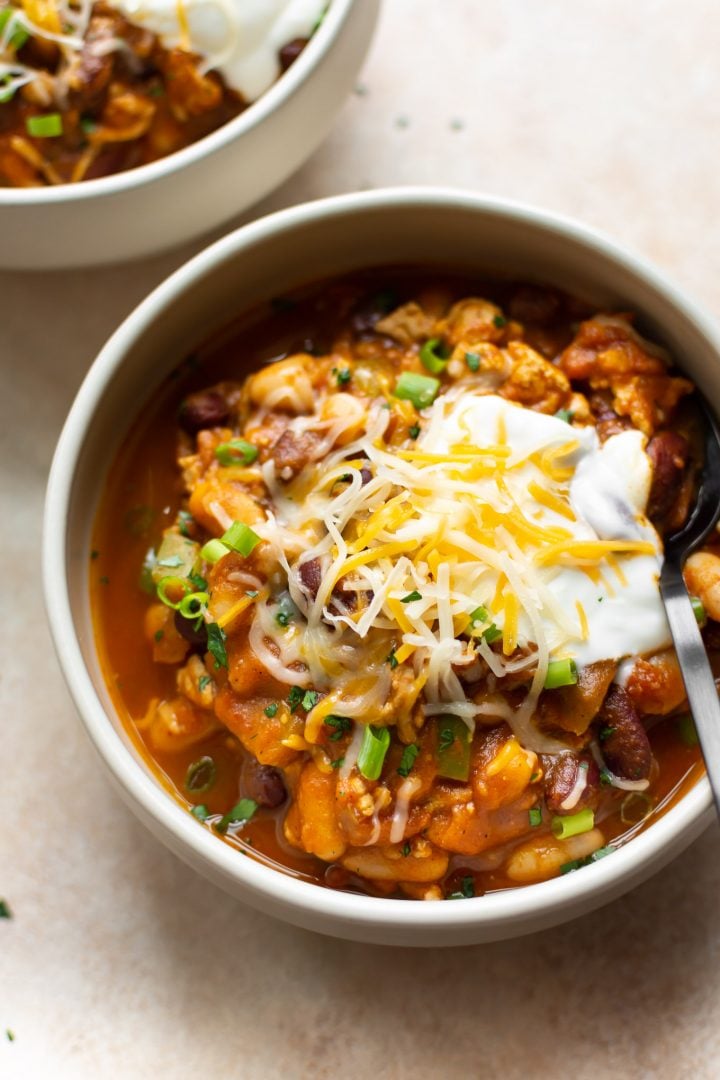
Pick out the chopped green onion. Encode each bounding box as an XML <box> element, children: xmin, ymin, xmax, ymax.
<box><xmin>676</xmin><ymin>713</ymin><xmax>699</xmax><ymax>747</ymax></box>
<box><xmin>191</xmin><ymin>804</ymin><xmax>209</xmax><ymax>821</ymax></box>
<box><xmin>0</xmin><ymin>8</ymin><xmax>29</xmax><ymax>49</ymax></box>
<box><xmin>560</xmin><ymin>845</ymin><xmax>614</xmax><ymax>874</ymax></box>
<box><xmin>690</xmin><ymin>595</ymin><xmax>707</xmax><ymax>627</ymax></box>
<box><xmin>357</xmin><ymin>724</ymin><xmax>391</xmax><ymax>780</ymax></box>
<box><xmin>394</xmin><ymin>372</ymin><xmax>440</xmax><ymax>409</ymax></box>
<box><xmin>419</xmin><ymin>337</ymin><xmax>450</xmax><ymax>374</ymax></box>
<box><xmin>529</xmin><ymin>807</ymin><xmax>542</xmax><ymax>827</ymax></box>
<box><xmin>215</xmin><ymin>798</ymin><xmax>258</xmax><ymax>834</ymax></box>
<box><xmin>222</xmin><ymin>521</ymin><xmax>261</xmax><ymax>557</ymax></box>
<box><xmin>185</xmin><ymin>756</ymin><xmax>216</xmax><ymax>794</ymax></box>
<box><xmin>26</xmin><ymin>113</ymin><xmax>63</xmax><ymax>138</ymax></box>
<box><xmin>470</xmin><ymin>604</ymin><xmax>489</xmax><ymax>623</ymax></box>
<box><xmin>6</xmin><ymin>1029</ymin><xmax>14</xmax><ymax>1042</ymax></box>
<box><xmin>215</xmin><ymin>438</ymin><xmax>259</xmax><ymax>466</ymax></box>
<box><xmin>483</xmin><ymin>624</ymin><xmax>502</xmax><ymax>644</ymax></box>
<box><xmin>325</xmin><ymin>715</ymin><xmax>352</xmax><ymax>741</ymax></box>
<box><xmin>264</xmin><ymin>702</ymin><xmax>279</xmax><ymax>718</ymax></box>
<box><xmin>554</xmin><ymin>408</ymin><xmax>573</xmax><ymax>423</ymax></box>
<box><xmin>397</xmin><ymin>743</ymin><xmax>419</xmax><ymax>777</ymax></box>
<box><xmin>287</xmin><ymin>686</ymin><xmax>304</xmax><ymax>712</ymax></box>
<box><xmin>620</xmin><ymin>792</ymin><xmax>653</xmax><ymax>825</ymax></box>
<box><xmin>401</xmin><ymin>590</ymin><xmax>422</xmax><ymax>603</ymax></box>
<box><xmin>465</xmin><ymin>351</ymin><xmax>481</xmax><ymax>372</ymax></box>
<box><xmin>436</xmin><ymin>716</ymin><xmax>472</xmax><ymax>781</ymax></box>
<box><xmin>544</xmin><ymin>658</ymin><xmax>578</xmax><ymax>689</ymax></box>
<box><xmin>206</xmin><ymin>623</ymin><xmax>227</xmax><ymax>669</ymax></box>
<box><xmin>201</xmin><ymin>538</ymin><xmax>230</xmax><ymax>564</ymax></box>
<box><xmin>177</xmin><ymin>590</ymin><xmax>209</xmax><ymax>619</ymax></box>
<box><xmin>551</xmin><ymin>807</ymin><xmax>594</xmax><ymax>839</ymax></box>
<box><xmin>156</xmin><ymin>575</ymin><xmax>193</xmax><ymax>609</ymax></box>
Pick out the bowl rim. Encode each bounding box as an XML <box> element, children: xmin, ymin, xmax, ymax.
<box><xmin>44</xmin><ymin>186</ymin><xmax>716</xmax><ymax>934</ymax></box>
<box><xmin>0</xmin><ymin>0</ymin><xmax>356</xmax><ymax>205</ymax></box>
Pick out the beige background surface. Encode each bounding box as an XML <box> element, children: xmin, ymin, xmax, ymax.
<box><xmin>3</xmin><ymin>1</ymin><xmax>720</xmax><ymax>1076</ymax></box>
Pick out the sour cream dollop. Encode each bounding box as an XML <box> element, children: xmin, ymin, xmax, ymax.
<box><xmin>422</xmin><ymin>393</ymin><xmax>672</xmax><ymax>666</ymax></box>
<box><xmin>113</xmin><ymin>0</ymin><xmax>326</xmax><ymax>101</ymax></box>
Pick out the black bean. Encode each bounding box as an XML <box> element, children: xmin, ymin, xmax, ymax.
<box><xmin>245</xmin><ymin>764</ymin><xmax>287</xmax><ymax>808</ymax></box>
<box><xmin>279</xmin><ymin>38</ymin><xmax>307</xmax><ymax>72</ymax></box>
<box><xmin>174</xmin><ymin>609</ymin><xmax>208</xmax><ymax>651</ymax></box>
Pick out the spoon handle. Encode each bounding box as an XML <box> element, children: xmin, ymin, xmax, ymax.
<box><xmin>660</xmin><ymin>565</ymin><xmax>720</xmax><ymax>814</ymax></box>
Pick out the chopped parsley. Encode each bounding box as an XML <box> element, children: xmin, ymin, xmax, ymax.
<box><xmin>386</xmin><ymin>650</ymin><xmax>399</xmax><ymax>669</ymax></box>
<box><xmin>156</xmin><ymin>554</ymin><xmax>184</xmax><ymax>569</ymax></box>
<box><xmin>401</xmin><ymin>841</ymin><xmax>411</xmax><ymax>857</ymax></box>
<box><xmin>154</xmin><ymin>629</ymin><xmax>164</xmax><ymax>643</ymax></box>
<box><xmin>330</xmin><ymin>756</ymin><xmax>345</xmax><ymax>769</ymax></box>
<box><xmin>599</xmin><ymin>768</ymin><xmax>614</xmax><ymax>786</ymax></box>
<box><xmin>408</xmin><ymin>424</ymin><xmax>420</xmax><ymax>439</ymax></box>
<box><xmin>333</xmin><ymin>367</ymin><xmax>352</xmax><ymax>386</ymax></box>
<box><xmin>188</xmin><ymin>572</ymin><xmax>208</xmax><ymax>591</ymax></box>
<box><xmin>276</xmin><ymin>612</ymin><xmax>291</xmax><ymax>627</ymax></box>
<box><xmin>287</xmin><ymin>686</ymin><xmax>304</xmax><ymax>712</ymax></box>
<box><xmin>560</xmin><ymin>845</ymin><xmax>614</xmax><ymax>875</ymax></box>
<box><xmin>6</xmin><ymin>1030</ymin><xmax>14</xmax><ymax>1042</ymax></box>
<box><xmin>401</xmin><ymin>590</ymin><xmax>422</xmax><ymax>603</ymax></box>
<box><xmin>397</xmin><ymin>744</ymin><xmax>419</xmax><ymax>777</ymax></box>
<box><xmin>448</xmin><ymin>875</ymin><xmax>475</xmax><ymax>899</ymax></box>
<box><xmin>599</xmin><ymin>726</ymin><xmax>616</xmax><ymax>742</ymax></box>
<box><xmin>198</xmin><ymin>675</ymin><xmax>211</xmax><ymax>692</ymax></box>
<box><xmin>191</xmin><ymin>805</ymin><xmax>209</xmax><ymax>821</ymax></box>
<box><xmin>0</xmin><ymin>899</ymin><xmax>11</xmax><ymax>919</ymax></box>
<box><xmin>465</xmin><ymin>351</ymin><xmax>481</xmax><ymax>372</ymax></box>
<box><xmin>215</xmin><ymin>798</ymin><xmax>258</xmax><ymax>834</ymax></box>
<box><xmin>264</xmin><ymin>702</ymin><xmax>279</xmax><ymax>718</ymax></box>
<box><xmin>206</xmin><ymin>623</ymin><xmax>228</xmax><ymax>670</ymax></box>
<box><xmin>493</xmin><ymin>314</ymin><xmax>507</xmax><ymax>328</ymax></box>
<box><xmin>529</xmin><ymin>807</ymin><xmax>542</xmax><ymax>827</ymax></box>
<box><xmin>302</xmin><ymin>690</ymin><xmax>320</xmax><ymax>712</ymax></box>
<box><xmin>325</xmin><ymin>715</ymin><xmax>352</xmax><ymax>741</ymax></box>
<box><xmin>245</xmin><ymin>589</ymin><xmax>259</xmax><ymax>598</ymax></box>
<box><xmin>554</xmin><ymin>408</ymin><xmax>573</xmax><ymax>424</ymax></box>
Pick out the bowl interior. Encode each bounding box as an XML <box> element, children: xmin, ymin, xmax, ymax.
<box><xmin>51</xmin><ymin>191</ymin><xmax>717</xmax><ymax>943</ymax></box>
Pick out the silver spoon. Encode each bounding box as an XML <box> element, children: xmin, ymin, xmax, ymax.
<box><xmin>660</xmin><ymin>397</ymin><xmax>720</xmax><ymax>812</ymax></box>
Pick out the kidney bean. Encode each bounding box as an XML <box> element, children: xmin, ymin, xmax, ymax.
<box><xmin>279</xmin><ymin>38</ymin><xmax>308</xmax><ymax>72</ymax></box>
<box><xmin>245</xmin><ymin>763</ymin><xmax>287</xmax><ymax>808</ymax></box>
<box><xmin>174</xmin><ymin>609</ymin><xmax>208</xmax><ymax>651</ymax></box>
<box><xmin>178</xmin><ymin>390</ymin><xmax>230</xmax><ymax>435</ymax></box>
<box><xmin>589</xmin><ymin>392</ymin><xmax>632</xmax><ymax>442</ymax></box>
<box><xmin>597</xmin><ymin>685</ymin><xmax>652</xmax><ymax>781</ymax></box>
<box><xmin>646</xmin><ymin>431</ymin><xmax>689</xmax><ymax>525</ymax></box>
<box><xmin>542</xmin><ymin>753</ymin><xmax>600</xmax><ymax>814</ymax></box>
<box><xmin>298</xmin><ymin>556</ymin><xmax>322</xmax><ymax>598</ymax></box>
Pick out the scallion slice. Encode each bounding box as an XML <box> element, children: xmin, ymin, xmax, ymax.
<box><xmin>357</xmin><ymin>725</ymin><xmax>391</xmax><ymax>780</ymax></box>
<box><xmin>554</xmin><ymin>408</ymin><xmax>573</xmax><ymax>423</ymax></box>
<box><xmin>177</xmin><ymin>590</ymin><xmax>209</xmax><ymax>619</ymax></box>
<box><xmin>394</xmin><ymin>372</ymin><xmax>440</xmax><ymax>409</ymax></box>
<box><xmin>185</xmin><ymin>756</ymin><xmax>216</xmax><ymax>794</ymax></box>
<box><xmin>690</xmin><ymin>595</ymin><xmax>707</xmax><ymax>627</ymax></box>
<box><xmin>215</xmin><ymin>798</ymin><xmax>258</xmax><ymax>834</ymax></box>
<box><xmin>0</xmin><ymin>8</ymin><xmax>29</xmax><ymax>49</ymax></box>
<box><xmin>26</xmin><ymin>113</ymin><xmax>63</xmax><ymax>138</ymax></box>
<box><xmin>215</xmin><ymin>439</ymin><xmax>258</xmax><ymax>466</ymax></box>
<box><xmin>528</xmin><ymin>807</ymin><xmax>542</xmax><ymax>827</ymax></box>
<box><xmin>201</xmin><ymin>538</ymin><xmax>230</xmax><ymax>564</ymax></box>
<box><xmin>401</xmin><ymin>590</ymin><xmax>422</xmax><ymax>603</ymax></box>
<box><xmin>544</xmin><ymin>657</ymin><xmax>578</xmax><ymax>689</ymax></box>
<box><xmin>156</xmin><ymin>575</ymin><xmax>194</xmax><ymax>610</ymax></box>
<box><xmin>222</xmin><ymin>521</ymin><xmax>261</xmax><ymax>557</ymax></box>
<box><xmin>551</xmin><ymin>807</ymin><xmax>594</xmax><ymax>839</ymax></box>
<box><xmin>419</xmin><ymin>337</ymin><xmax>450</xmax><ymax>374</ymax></box>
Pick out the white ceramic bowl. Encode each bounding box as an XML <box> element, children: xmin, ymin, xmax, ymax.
<box><xmin>0</xmin><ymin>0</ymin><xmax>378</xmax><ymax>270</ymax></box>
<box><xmin>44</xmin><ymin>188</ymin><xmax>718</xmax><ymax>946</ymax></box>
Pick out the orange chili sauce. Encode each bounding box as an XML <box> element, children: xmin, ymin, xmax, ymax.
<box><xmin>90</xmin><ymin>270</ymin><xmax>705</xmax><ymax>898</ymax></box>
